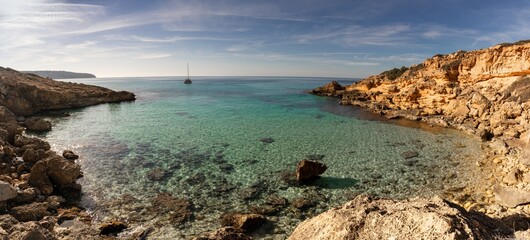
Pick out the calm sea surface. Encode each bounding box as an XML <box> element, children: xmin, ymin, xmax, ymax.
<box><xmin>35</xmin><ymin>76</ymin><xmax>485</xmax><ymax>239</ymax></box>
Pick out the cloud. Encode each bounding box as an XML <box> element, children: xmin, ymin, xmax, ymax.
<box><xmin>295</xmin><ymin>24</ymin><xmax>412</xmax><ymax>46</ymax></box>
<box><xmin>135</xmin><ymin>53</ymin><xmax>172</xmax><ymax>59</ymax></box>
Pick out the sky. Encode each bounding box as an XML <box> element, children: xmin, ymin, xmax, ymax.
<box><xmin>1</xmin><ymin>0</ymin><xmax>530</xmax><ymax>78</ymax></box>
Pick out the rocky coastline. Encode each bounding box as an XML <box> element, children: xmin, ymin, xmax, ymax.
<box><xmin>0</xmin><ymin>67</ymin><xmax>135</xmax><ymax>239</ymax></box>
<box><xmin>302</xmin><ymin>40</ymin><xmax>530</xmax><ymax>238</ymax></box>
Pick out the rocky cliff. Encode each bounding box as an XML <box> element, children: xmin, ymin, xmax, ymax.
<box><xmin>303</xmin><ymin>40</ymin><xmax>530</xmax><ymax>239</ymax></box>
<box><xmin>0</xmin><ymin>67</ymin><xmax>135</xmax><ymax>116</ymax></box>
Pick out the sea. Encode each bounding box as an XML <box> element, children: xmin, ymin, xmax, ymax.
<box><xmin>32</xmin><ymin>76</ymin><xmax>486</xmax><ymax>239</ymax></box>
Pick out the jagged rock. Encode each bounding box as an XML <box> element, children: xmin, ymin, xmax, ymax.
<box><xmin>193</xmin><ymin>227</ymin><xmax>251</xmax><ymax>240</ymax></box>
<box><xmin>22</xmin><ymin>149</ymin><xmax>46</xmax><ymax>164</ymax></box>
<box><xmin>61</xmin><ymin>150</ymin><xmax>79</xmax><ymax>160</ymax></box>
<box><xmin>309</xmin><ymin>81</ymin><xmax>345</xmax><ymax>97</ymax></box>
<box><xmin>289</xmin><ymin>194</ymin><xmax>511</xmax><ymax>240</ymax></box>
<box><xmin>0</xmin><ymin>214</ymin><xmax>19</xmax><ymax>232</ymax></box>
<box><xmin>0</xmin><ymin>107</ymin><xmax>16</xmax><ymax>124</ymax></box>
<box><xmin>14</xmin><ymin>188</ymin><xmax>37</xmax><ymax>204</ymax></box>
<box><xmin>99</xmin><ymin>220</ymin><xmax>127</xmax><ymax>235</ymax></box>
<box><xmin>23</xmin><ymin>117</ymin><xmax>52</xmax><ymax>132</ymax></box>
<box><xmin>493</xmin><ymin>185</ymin><xmax>530</xmax><ymax>208</ymax></box>
<box><xmin>9</xmin><ymin>202</ymin><xmax>49</xmax><ymax>221</ymax></box>
<box><xmin>296</xmin><ymin>160</ymin><xmax>327</xmax><ymax>182</ymax></box>
<box><xmin>220</xmin><ymin>213</ymin><xmax>266</xmax><ymax>232</ymax></box>
<box><xmin>0</xmin><ymin>181</ymin><xmax>16</xmax><ymax>201</ymax></box>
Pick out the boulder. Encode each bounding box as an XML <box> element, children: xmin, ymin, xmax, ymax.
<box><xmin>288</xmin><ymin>194</ymin><xmax>511</xmax><ymax>240</ymax></box>
<box><xmin>28</xmin><ymin>161</ymin><xmax>53</xmax><ymax>195</ymax></box>
<box><xmin>46</xmin><ymin>155</ymin><xmax>81</xmax><ymax>186</ymax></box>
<box><xmin>9</xmin><ymin>202</ymin><xmax>49</xmax><ymax>221</ymax></box>
<box><xmin>309</xmin><ymin>81</ymin><xmax>345</xmax><ymax>97</ymax></box>
<box><xmin>23</xmin><ymin>117</ymin><xmax>52</xmax><ymax>132</ymax></box>
<box><xmin>493</xmin><ymin>185</ymin><xmax>530</xmax><ymax>208</ymax></box>
<box><xmin>22</xmin><ymin>149</ymin><xmax>46</xmax><ymax>164</ymax></box>
<box><xmin>0</xmin><ymin>181</ymin><xmax>16</xmax><ymax>201</ymax></box>
<box><xmin>62</xmin><ymin>150</ymin><xmax>79</xmax><ymax>160</ymax></box>
<box><xmin>296</xmin><ymin>160</ymin><xmax>327</xmax><ymax>182</ymax></box>
<box><xmin>220</xmin><ymin>213</ymin><xmax>266</xmax><ymax>232</ymax></box>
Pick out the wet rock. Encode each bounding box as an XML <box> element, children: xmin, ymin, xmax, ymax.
<box><xmin>46</xmin><ymin>155</ymin><xmax>81</xmax><ymax>186</ymax></box>
<box><xmin>9</xmin><ymin>202</ymin><xmax>49</xmax><ymax>221</ymax></box>
<box><xmin>22</xmin><ymin>149</ymin><xmax>46</xmax><ymax>164</ymax></box>
<box><xmin>23</xmin><ymin>117</ymin><xmax>52</xmax><ymax>132</ymax></box>
<box><xmin>296</xmin><ymin>160</ymin><xmax>327</xmax><ymax>182</ymax></box>
<box><xmin>9</xmin><ymin>221</ymin><xmax>54</xmax><ymax>240</ymax></box>
<box><xmin>99</xmin><ymin>220</ymin><xmax>127</xmax><ymax>235</ymax></box>
<box><xmin>493</xmin><ymin>185</ymin><xmax>530</xmax><ymax>208</ymax></box>
<box><xmin>149</xmin><ymin>193</ymin><xmax>193</xmax><ymax>224</ymax></box>
<box><xmin>401</xmin><ymin>150</ymin><xmax>419</xmax><ymax>159</ymax></box>
<box><xmin>146</xmin><ymin>167</ymin><xmax>168</xmax><ymax>181</ymax></box>
<box><xmin>266</xmin><ymin>194</ymin><xmax>288</xmax><ymax>207</ymax></box>
<box><xmin>193</xmin><ymin>227</ymin><xmax>251</xmax><ymax>240</ymax></box>
<box><xmin>220</xmin><ymin>213</ymin><xmax>266</xmax><ymax>232</ymax></box>
<box><xmin>28</xmin><ymin>161</ymin><xmax>53</xmax><ymax>195</ymax></box>
<box><xmin>260</xmin><ymin>137</ymin><xmax>275</xmax><ymax>144</ymax></box>
<box><xmin>292</xmin><ymin>197</ymin><xmax>316</xmax><ymax>210</ymax></box>
<box><xmin>305</xmin><ymin>154</ymin><xmax>325</xmax><ymax>161</ymax></box>
<box><xmin>288</xmin><ymin>194</ymin><xmax>512</xmax><ymax>240</ymax></box>
<box><xmin>0</xmin><ymin>180</ymin><xmax>16</xmax><ymax>201</ymax></box>
<box><xmin>61</xmin><ymin>150</ymin><xmax>79</xmax><ymax>160</ymax></box>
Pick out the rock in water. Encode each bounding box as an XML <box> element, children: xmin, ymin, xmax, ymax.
<box><xmin>0</xmin><ymin>181</ymin><xmax>17</xmax><ymax>201</ymax></box>
<box><xmin>296</xmin><ymin>160</ymin><xmax>327</xmax><ymax>182</ymax></box>
<box><xmin>99</xmin><ymin>220</ymin><xmax>128</xmax><ymax>235</ymax></box>
<box><xmin>62</xmin><ymin>150</ymin><xmax>79</xmax><ymax>160</ymax></box>
<box><xmin>23</xmin><ymin>117</ymin><xmax>52</xmax><ymax>132</ymax></box>
<box><xmin>288</xmin><ymin>194</ymin><xmax>511</xmax><ymax>240</ymax></box>
<box><xmin>401</xmin><ymin>150</ymin><xmax>419</xmax><ymax>159</ymax></box>
<box><xmin>220</xmin><ymin>213</ymin><xmax>266</xmax><ymax>232</ymax></box>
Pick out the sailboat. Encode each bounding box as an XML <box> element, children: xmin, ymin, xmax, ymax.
<box><xmin>184</xmin><ymin>62</ymin><xmax>192</xmax><ymax>84</ymax></box>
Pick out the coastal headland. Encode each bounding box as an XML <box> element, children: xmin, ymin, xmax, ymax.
<box><xmin>297</xmin><ymin>40</ymin><xmax>530</xmax><ymax>239</ymax></box>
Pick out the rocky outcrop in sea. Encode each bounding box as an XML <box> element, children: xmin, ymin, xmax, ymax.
<box><xmin>306</xmin><ymin>40</ymin><xmax>530</xmax><ymax>239</ymax></box>
<box><xmin>0</xmin><ymin>66</ymin><xmax>135</xmax><ymax>117</ymax></box>
<box><xmin>0</xmin><ymin>67</ymin><xmax>136</xmax><ymax>239</ymax></box>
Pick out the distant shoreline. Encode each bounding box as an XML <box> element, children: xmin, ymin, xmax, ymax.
<box><xmin>23</xmin><ymin>70</ymin><xmax>96</xmax><ymax>79</ymax></box>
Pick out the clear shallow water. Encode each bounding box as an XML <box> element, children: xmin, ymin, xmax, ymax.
<box><xmin>36</xmin><ymin>77</ymin><xmax>484</xmax><ymax>239</ymax></box>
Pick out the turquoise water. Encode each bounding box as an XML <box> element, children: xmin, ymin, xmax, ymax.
<box><xmin>37</xmin><ymin>77</ymin><xmax>484</xmax><ymax>239</ymax></box>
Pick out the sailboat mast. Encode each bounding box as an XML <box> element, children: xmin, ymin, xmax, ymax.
<box><xmin>187</xmin><ymin>62</ymin><xmax>190</xmax><ymax>79</ymax></box>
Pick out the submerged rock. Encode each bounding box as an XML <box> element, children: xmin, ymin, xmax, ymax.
<box><xmin>220</xmin><ymin>213</ymin><xmax>266</xmax><ymax>232</ymax></box>
<box><xmin>149</xmin><ymin>193</ymin><xmax>193</xmax><ymax>225</ymax></box>
<box><xmin>289</xmin><ymin>194</ymin><xmax>512</xmax><ymax>240</ymax></box>
<box><xmin>401</xmin><ymin>150</ymin><xmax>419</xmax><ymax>159</ymax></box>
<box><xmin>260</xmin><ymin>137</ymin><xmax>275</xmax><ymax>144</ymax></box>
<box><xmin>99</xmin><ymin>220</ymin><xmax>127</xmax><ymax>235</ymax></box>
<box><xmin>296</xmin><ymin>160</ymin><xmax>327</xmax><ymax>182</ymax></box>
<box><xmin>146</xmin><ymin>167</ymin><xmax>168</xmax><ymax>181</ymax></box>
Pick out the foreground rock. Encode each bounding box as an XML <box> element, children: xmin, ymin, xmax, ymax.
<box><xmin>0</xmin><ymin>66</ymin><xmax>135</xmax><ymax>116</ymax></box>
<box><xmin>289</xmin><ymin>194</ymin><xmax>512</xmax><ymax>240</ymax></box>
<box><xmin>220</xmin><ymin>213</ymin><xmax>266</xmax><ymax>232</ymax></box>
<box><xmin>296</xmin><ymin>160</ymin><xmax>327</xmax><ymax>182</ymax></box>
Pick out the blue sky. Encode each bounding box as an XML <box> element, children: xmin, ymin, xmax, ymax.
<box><xmin>1</xmin><ymin>0</ymin><xmax>530</xmax><ymax>78</ymax></box>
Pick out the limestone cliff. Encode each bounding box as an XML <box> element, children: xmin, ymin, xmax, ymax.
<box><xmin>0</xmin><ymin>67</ymin><xmax>135</xmax><ymax>116</ymax></box>
<box><xmin>334</xmin><ymin>40</ymin><xmax>530</xmax><ymax>143</ymax></box>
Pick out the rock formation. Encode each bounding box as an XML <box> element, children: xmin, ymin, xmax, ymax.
<box><xmin>289</xmin><ymin>194</ymin><xmax>513</xmax><ymax>240</ymax></box>
<box><xmin>0</xmin><ymin>66</ymin><xmax>135</xmax><ymax>116</ymax></box>
<box><xmin>295</xmin><ymin>160</ymin><xmax>327</xmax><ymax>182</ymax></box>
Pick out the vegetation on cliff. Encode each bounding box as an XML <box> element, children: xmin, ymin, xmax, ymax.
<box><xmin>22</xmin><ymin>70</ymin><xmax>96</xmax><ymax>79</ymax></box>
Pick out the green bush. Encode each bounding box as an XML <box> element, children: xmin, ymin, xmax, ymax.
<box><xmin>381</xmin><ymin>66</ymin><xmax>408</xmax><ymax>80</ymax></box>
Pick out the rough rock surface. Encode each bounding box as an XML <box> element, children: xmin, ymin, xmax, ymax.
<box><xmin>221</xmin><ymin>213</ymin><xmax>266</xmax><ymax>232</ymax></box>
<box><xmin>289</xmin><ymin>194</ymin><xmax>512</xmax><ymax>240</ymax></box>
<box><xmin>23</xmin><ymin>117</ymin><xmax>52</xmax><ymax>132</ymax></box>
<box><xmin>0</xmin><ymin>66</ymin><xmax>135</xmax><ymax>116</ymax></box>
<box><xmin>308</xmin><ymin>81</ymin><xmax>345</xmax><ymax>97</ymax></box>
<box><xmin>0</xmin><ymin>180</ymin><xmax>16</xmax><ymax>201</ymax></box>
<box><xmin>193</xmin><ymin>227</ymin><xmax>252</xmax><ymax>240</ymax></box>
<box><xmin>296</xmin><ymin>160</ymin><xmax>327</xmax><ymax>182</ymax></box>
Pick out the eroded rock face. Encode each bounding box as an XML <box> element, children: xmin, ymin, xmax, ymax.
<box><xmin>0</xmin><ymin>181</ymin><xmax>16</xmax><ymax>201</ymax></box>
<box><xmin>288</xmin><ymin>194</ymin><xmax>512</xmax><ymax>240</ymax></box>
<box><xmin>0</xmin><ymin>67</ymin><xmax>135</xmax><ymax>117</ymax></box>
